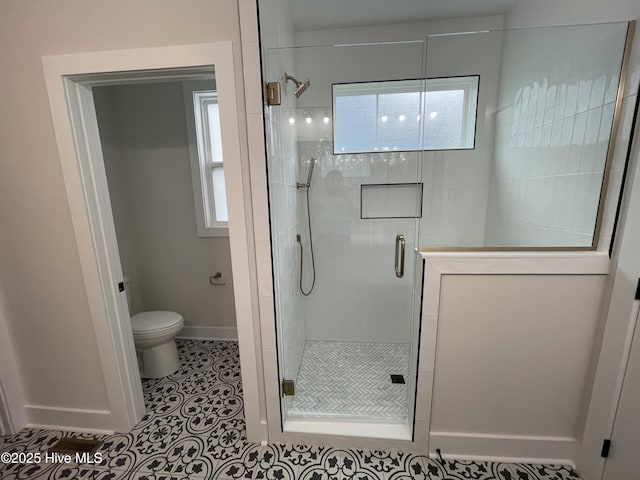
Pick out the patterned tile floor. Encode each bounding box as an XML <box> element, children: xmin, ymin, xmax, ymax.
<box><xmin>289</xmin><ymin>342</ymin><xmax>409</xmax><ymax>421</ymax></box>
<box><xmin>0</xmin><ymin>339</ymin><xmax>581</xmax><ymax>480</ymax></box>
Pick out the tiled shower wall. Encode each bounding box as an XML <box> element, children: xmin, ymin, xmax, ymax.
<box><xmin>291</xmin><ymin>24</ymin><xmax>505</xmax><ymax>343</ymax></box>
<box><xmin>259</xmin><ymin>0</ymin><xmax>307</xmax><ymax>405</ymax></box>
<box><xmin>485</xmin><ymin>23</ymin><xmax>629</xmax><ymax>247</ymax></box>
<box><xmin>418</xmin><ymin>30</ymin><xmax>503</xmax><ymax>248</ymax></box>
<box><xmin>293</xmin><ymin>41</ymin><xmax>427</xmax><ymax>344</ymax></box>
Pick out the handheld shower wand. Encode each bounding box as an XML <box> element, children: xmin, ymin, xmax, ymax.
<box><xmin>297</xmin><ymin>157</ymin><xmax>316</xmax><ymax>296</ymax></box>
<box><xmin>306</xmin><ymin>155</ymin><xmax>316</xmax><ymax>186</ymax></box>
<box><xmin>297</xmin><ymin>157</ymin><xmax>316</xmax><ymax>189</ymax></box>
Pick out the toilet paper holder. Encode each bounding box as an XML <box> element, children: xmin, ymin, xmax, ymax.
<box><xmin>210</xmin><ymin>272</ymin><xmax>225</xmax><ymax>286</ymax></box>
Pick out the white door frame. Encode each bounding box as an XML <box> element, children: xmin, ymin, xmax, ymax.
<box><xmin>577</xmin><ymin>103</ymin><xmax>640</xmax><ymax>478</ymax></box>
<box><xmin>601</xmin><ymin>303</ymin><xmax>640</xmax><ymax>479</ymax></box>
<box><xmin>42</xmin><ymin>43</ymin><xmax>263</xmax><ymax>435</ymax></box>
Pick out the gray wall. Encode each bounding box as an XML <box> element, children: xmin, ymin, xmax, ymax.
<box><xmin>94</xmin><ymin>82</ymin><xmax>237</xmax><ymax>333</ymax></box>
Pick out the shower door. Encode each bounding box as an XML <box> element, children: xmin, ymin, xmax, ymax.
<box><xmin>264</xmin><ymin>41</ymin><xmax>425</xmax><ymax>435</ymax></box>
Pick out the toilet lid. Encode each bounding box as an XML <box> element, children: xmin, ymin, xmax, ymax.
<box><xmin>131</xmin><ymin>311</ymin><xmax>183</xmax><ymax>333</ymax></box>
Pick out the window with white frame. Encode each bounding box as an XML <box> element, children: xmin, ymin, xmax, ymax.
<box><xmin>184</xmin><ymin>81</ymin><xmax>229</xmax><ymax>236</ymax></box>
<box><xmin>333</xmin><ymin>75</ymin><xmax>479</xmax><ymax>154</ymax></box>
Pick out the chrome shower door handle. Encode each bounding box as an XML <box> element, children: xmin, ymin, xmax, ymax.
<box><xmin>395</xmin><ymin>234</ymin><xmax>406</xmax><ymax>278</ymax></box>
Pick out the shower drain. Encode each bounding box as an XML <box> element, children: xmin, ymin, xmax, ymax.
<box><xmin>390</xmin><ymin>374</ymin><xmax>405</xmax><ymax>384</ymax></box>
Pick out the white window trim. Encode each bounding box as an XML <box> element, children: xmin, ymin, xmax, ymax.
<box><xmin>183</xmin><ymin>80</ymin><xmax>229</xmax><ymax>237</ymax></box>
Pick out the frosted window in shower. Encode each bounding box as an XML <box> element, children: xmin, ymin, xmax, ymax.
<box><xmin>334</xmin><ymin>94</ymin><xmax>377</xmax><ymax>152</ymax></box>
<box><xmin>378</xmin><ymin>92</ymin><xmax>422</xmax><ymax>151</ymax></box>
<box><xmin>424</xmin><ymin>89</ymin><xmax>466</xmax><ymax>149</ymax></box>
<box><xmin>333</xmin><ymin>76</ymin><xmax>478</xmax><ymax>154</ymax></box>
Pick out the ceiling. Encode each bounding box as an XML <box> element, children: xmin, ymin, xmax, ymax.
<box><xmin>287</xmin><ymin>0</ymin><xmax>519</xmax><ymax>31</ymax></box>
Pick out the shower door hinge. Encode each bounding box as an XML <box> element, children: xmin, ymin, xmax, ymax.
<box><xmin>118</xmin><ymin>282</ymin><xmax>125</xmax><ymax>292</ymax></box>
<box><xmin>281</xmin><ymin>379</ymin><xmax>295</xmax><ymax>396</ymax></box>
<box><xmin>265</xmin><ymin>81</ymin><xmax>281</xmax><ymax>106</ymax></box>
<box><xmin>601</xmin><ymin>439</ymin><xmax>611</xmax><ymax>458</ymax></box>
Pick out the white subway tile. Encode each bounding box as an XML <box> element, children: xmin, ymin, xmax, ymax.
<box><xmin>242</xmin><ymin>42</ymin><xmax>265</xmax><ymax>116</ymax></box>
<box><xmin>577</xmin><ymin>78</ymin><xmax>592</xmax><ymax>113</ymax></box>
<box><xmin>599</xmin><ymin>102</ymin><xmax>616</xmax><ymax>143</ymax></box>
<box><xmin>585</xmin><ymin>106</ymin><xmax>603</xmax><ymax>146</ymax></box>
<box><xmin>589</xmin><ymin>73</ymin><xmax>607</xmax><ymax>109</ymax></box>
<box><xmin>604</xmin><ymin>69</ymin><xmax>620</xmax><ymax>104</ymax></box>
<box><xmin>564</xmin><ymin>82</ymin><xmax>578</xmax><ymax>118</ymax></box>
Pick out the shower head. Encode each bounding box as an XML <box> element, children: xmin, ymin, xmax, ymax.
<box><xmin>285</xmin><ymin>73</ymin><xmax>311</xmax><ymax>98</ymax></box>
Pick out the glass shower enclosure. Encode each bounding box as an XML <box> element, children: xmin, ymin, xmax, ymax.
<box><xmin>260</xmin><ymin>20</ymin><xmax>631</xmax><ymax>440</ymax></box>
<box><xmin>264</xmin><ymin>41</ymin><xmax>426</xmax><ymax>438</ymax></box>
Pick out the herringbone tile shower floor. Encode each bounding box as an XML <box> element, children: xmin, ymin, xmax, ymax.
<box><xmin>289</xmin><ymin>341</ymin><xmax>410</xmax><ymax>421</ymax></box>
<box><xmin>0</xmin><ymin>340</ymin><xmax>581</xmax><ymax>479</ymax></box>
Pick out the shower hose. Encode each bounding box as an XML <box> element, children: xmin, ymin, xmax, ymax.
<box><xmin>298</xmin><ymin>186</ymin><xmax>316</xmax><ymax>296</ymax></box>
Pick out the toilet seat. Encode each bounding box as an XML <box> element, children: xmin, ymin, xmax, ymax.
<box><xmin>131</xmin><ymin>311</ymin><xmax>184</xmax><ymax>340</ymax></box>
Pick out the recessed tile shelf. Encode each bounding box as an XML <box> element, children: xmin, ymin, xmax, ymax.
<box><xmin>361</xmin><ymin>183</ymin><xmax>423</xmax><ymax>219</ymax></box>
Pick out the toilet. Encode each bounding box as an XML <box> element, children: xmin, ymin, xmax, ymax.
<box><xmin>124</xmin><ymin>277</ymin><xmax>184</xmax><ymax>378</ymax></box>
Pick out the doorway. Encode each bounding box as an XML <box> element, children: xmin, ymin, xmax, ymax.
<box><xmin>92</xmin><ymin>79</ymin><xmax>237</xmax><ymax>344</ymax></box>
<box><xmin>42</xmin><ymin>43</ymin><xmax>262</xmax><ymax>435</ymax></box>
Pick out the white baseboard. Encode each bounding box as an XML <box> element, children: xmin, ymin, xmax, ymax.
<box><xmin>178</xmin><ymin>325</ymin><xmax>237</xmax><ymax>341</ymax></box>
<box><xmin>25</xmin><ymin>405</ymin><xmax>114</xmax><ymax>435</ymax></box>
<box><xmin>430</xmin><ymin>431</ymin><xmax>577</xmax><ymax>466</ymax></box>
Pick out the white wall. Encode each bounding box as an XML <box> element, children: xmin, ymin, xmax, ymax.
<box><xmin>93</xmin><ymin>87</ymin><xmax>145</xmax><ymax>316</ymax></box>
<box><xmin>431</xmin><ymin>274</ymin><xmax>605</xmax><ymax>442</ymax></box>
<box><xmin>416</xmin><ymin>252</ymin><xmax>610</xmax><ymax>460</ymax></box>
<box><xmin>0</xmin><ymin>0</ymin><xmax>245</xmax><ymax>430</ymax></box>
<box><xmin>94</xmin><ymin>82</ymin><xmax>237</xmax><ymax>336</ymax></box>
<box><xmin>485</xmin><ymin>23</ymin><xmax>629</xmax><ymax>247</ymax></box>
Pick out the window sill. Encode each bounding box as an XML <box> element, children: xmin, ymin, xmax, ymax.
<box><xmin>197</xmin><ymin>226</ymin><xmax>229</xmax><ymax>238</ymax></box>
